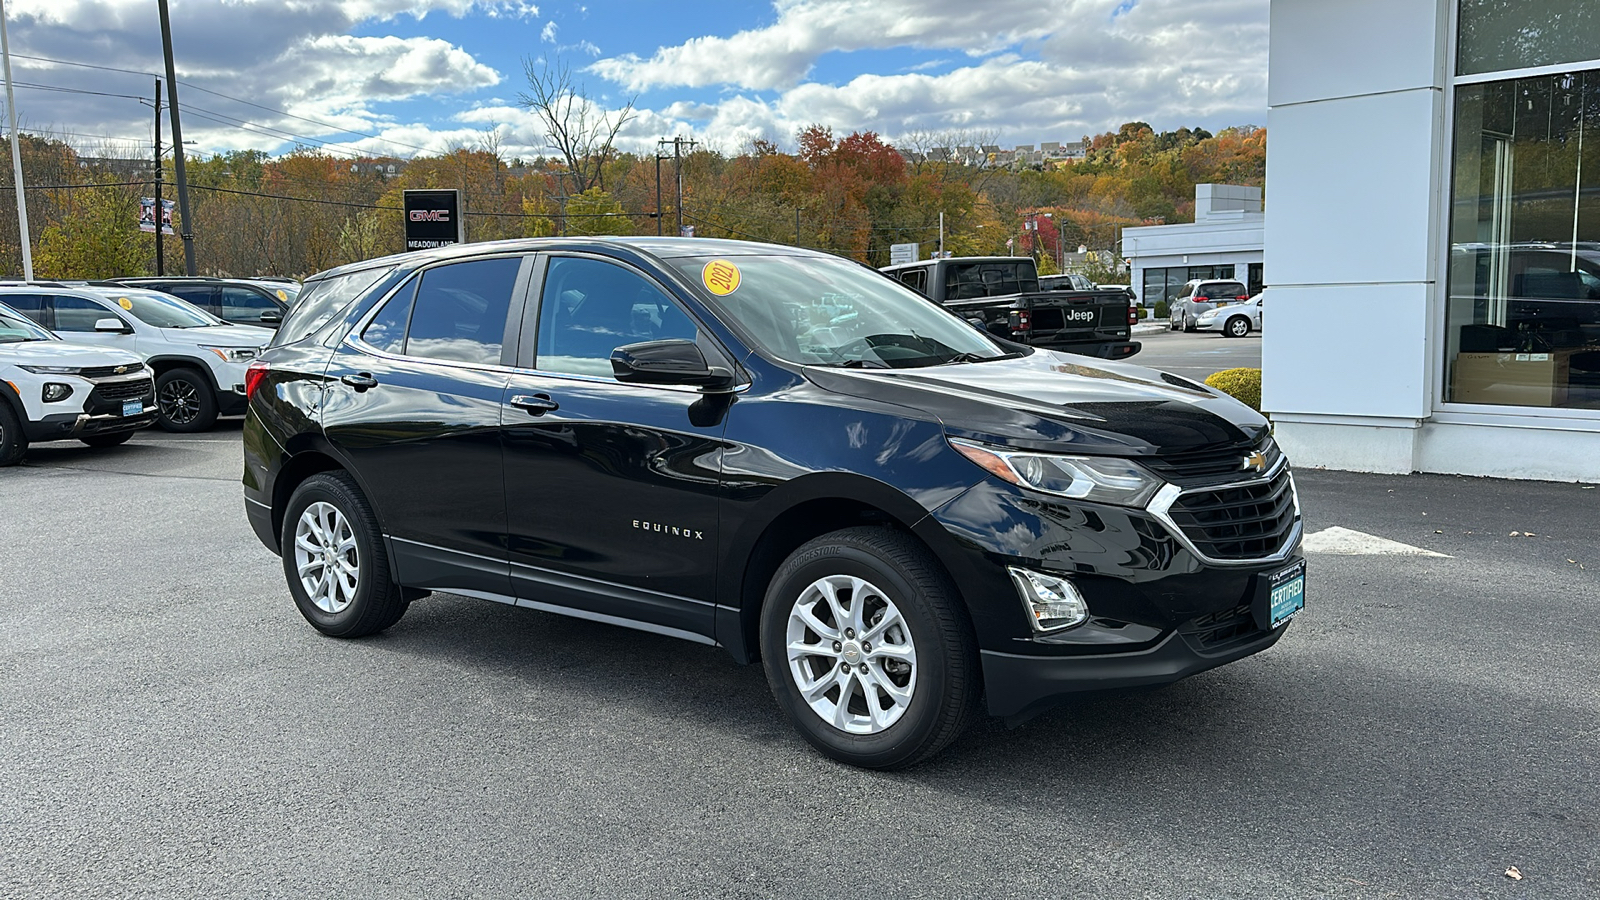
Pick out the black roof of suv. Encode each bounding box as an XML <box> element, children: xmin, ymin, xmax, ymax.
<box><xmin>242</xmin><ymin>236</ymin><xmax>1304</xmax><ymax>769</ymax></box>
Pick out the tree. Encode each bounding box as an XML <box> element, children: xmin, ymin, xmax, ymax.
<box><xmin>517</xmin><ymin>54</ymin><xmax>636</xmax><ymax>194</ymax></box>
<box><xmin>34</xmin><ymin>186</ymin><xmax>148</xmax><ymax>279</ymax></box>
<box><xmin>563</xmin><ymin>188</ymin><xmax>633</xmax><ymax>236</ymax></box>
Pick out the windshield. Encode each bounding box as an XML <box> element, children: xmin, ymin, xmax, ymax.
<box><xmin>0</xmin><ymin>308</ymin><xmax>53</xmax><ymax>342</ymax></box>
<box><xmin>671</xmin><ymin>255</ymin><xmax>1012</xmax><ymax>368</ymax></box>
<box><xmin>95</xmin><ymin>289</ymin><xmax>221</xmax><ymax>328</ymax></box>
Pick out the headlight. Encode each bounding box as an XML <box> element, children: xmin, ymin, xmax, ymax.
<box><xmin>203</xmin><ymin>346</ymin><xmax>259</xmax><ymax>362</ymax></box>
<box><xmin>18</xmin><ymin>365</ymin><xmax>82</xmax><ymax>374</ymax></box>
<box><xmin>949</xmin><ymin>438</ymin><xmax>1165</xmax><ymax>507</ymax></box>
<box><xmin>42</xmin><ymin>382</ymin><xmax>73</xmax><ymax>403</ymax></box>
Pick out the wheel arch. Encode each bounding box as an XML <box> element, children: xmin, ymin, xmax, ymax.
<box><xmin>146</xmin><ymin>356</ymin><xmax>221</xmax><ymax>391</ymax></box>
<box><xmin>719</xmin><ymin>473</ymin><xmax>972</xmax><ymax>665</ymax></box>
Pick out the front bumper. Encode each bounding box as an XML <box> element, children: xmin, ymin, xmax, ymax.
<box><xmin>982</xmin><ymin>620</ymin><xmax>1289</xmax><ymax>722</ymax></box>
<box><xmin>25</xmin><ymin>405</ymin><xmax>158</xmax><ymax>441</ymax></box>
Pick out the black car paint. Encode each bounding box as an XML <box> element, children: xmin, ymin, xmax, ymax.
<box><xmin>244</xmin><ymin>237</ymin><xmax>1300</xmax><ymax>722</ymax></box>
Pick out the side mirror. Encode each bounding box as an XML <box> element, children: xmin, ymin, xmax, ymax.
<box><xmin>94</xmin><ymin>318</ymin><xmax>130</xmax><ymax>334</ymax></box>
<box><xmin>260</xmin><ymin>311</ymin><xmax>283</xmax><ymax>323</ymax></box>
<box><xmin>611</xmin><ymin>339</ymin><xmax>734</xmax><ymax>391</ymax></box>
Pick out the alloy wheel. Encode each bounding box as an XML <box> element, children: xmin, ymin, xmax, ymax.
<box><xmin>785</xmin><ymin>574</ymin><xmax>917</xmax><ymax>735</ymax></box>
<box><xmin>158</xmin><ymin>378</ymin><xmax>201</xmax><ymax>425</ymax></box>
<box><xmin>293</xmin><ymin>501</ymin><xmax>360</xmax><ymax>614</ymax></box>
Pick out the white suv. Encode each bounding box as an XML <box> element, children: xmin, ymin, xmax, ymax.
<box><xmin>0</xmin><ymin>302</ymin><xmax>156</xmax><ymax>465</ymax></box>
<box><xmin>0</xmin><ymin>285</ymin><xmax>271</xmax><ymax>432</ymax></box>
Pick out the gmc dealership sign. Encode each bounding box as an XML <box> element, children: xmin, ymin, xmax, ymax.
<box><xmin>403</xmin><ymin>189</ymin><xmax>465</xmax><ymax>250</ymax></box>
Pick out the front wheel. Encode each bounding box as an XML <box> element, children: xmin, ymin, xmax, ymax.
<box><xmin>0</xmin><ymin>401</ymin><xmax>26</xmax><ymax>466</ymax></box>
<box><xmin>281</xmin><ymin>471</ymin><xmax>408</xmax><ymax>637</ymax></box>
<box><xmin>760</xmin><ymin>526</ymin><xmax>979</xmax><ymax>769</ymax></box>
<box><xmin>1225</xmin><ymin>316</ymin><xmax>1251</xmax><ymax>338</ymax></box>
<box><xmin>155</xmin><ymin>368</ymin><xmax>218</xmax><ymax>432</ymax></box>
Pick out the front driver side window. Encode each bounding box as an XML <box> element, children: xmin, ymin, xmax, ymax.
<box><xmin>535</xmin><ymin>257</ymin><xmax>697</xmax><ymax>377</ymax></box>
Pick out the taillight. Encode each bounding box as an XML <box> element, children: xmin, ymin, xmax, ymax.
<box><xmin>244</xmin><ymin>361</ymin><xmax>270</xmax><ymax>399</ymax></box>
<box><xmin>1237</xmin><ymin>295</ymin><xmax>1249</xmax><ymax>301</ymax></box>
<box><xmin>1013</xmin><ymin>310</ymin><xmax>1032</xmax><ymax>331</ymax></box>
<box><xmin>1127</xmin><ymin>304</ymin><xmax>1137</xmax><ymax>325</ymax></box>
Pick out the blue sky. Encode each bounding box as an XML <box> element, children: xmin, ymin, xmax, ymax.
<box><xmin>1</xmin><ymin>0</ymin><xmax>1268</xmax><ymax>162</ymax></box>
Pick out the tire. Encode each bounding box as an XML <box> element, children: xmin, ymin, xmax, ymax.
<box><xmin>80</xmin><ymin>431</ymin><xmax>135</xmax><ymax>448</ymax></box>
<box><xmin>760</xmin><ymin>526</ymin><xmax>980</xmax><ymax>769</ymax></box>
<box><xmin>281</xmin><ymin>471</ymin><xmax>408</xmax><ymax>638</ymax></box>
<box><xmin>1168</xmin><ymin>308</ymin><xmax>1180</xmax><ymax>331</ymax></box>
<box><xmin>1225</xmin><ymin>316</ymin><xmax>1251</xmax><ymax>338</ymax></box>
<box><xmin>0</xmin><ymin>400</ymin><xmax>26</xmax><ymax>466</ymax></box>
<box><xmin>155</xmin><ymin>368</ymin><xmax>218</xmax><ymax>432</ymax></box>
<box><xmin>1183</xmin><ymin>313</ymin><xmax>1198</xmax><ymax>333</ymax></box>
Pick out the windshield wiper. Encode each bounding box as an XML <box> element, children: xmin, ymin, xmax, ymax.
<box><xmin>826</xmin><ymin>358</ymin><xmax>891</xmax><ymax>369</ymax></box>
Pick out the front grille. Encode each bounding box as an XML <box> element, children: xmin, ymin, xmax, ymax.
<box><xmin>1166</xmin><ymin>468</ymin><xmax>1296</xmax><ymax>560</ymax></box>
<box><xmin>1144</xmin><ymin>438</ymin><xmax>1282</xmax><ymax>484</ymax></box>
<box><xmin>80</xmin><ymin>364</ymin><xmax>144</xmax><ymax>379</ymax></box>
<box><xmin>93</xmin><ymin>377</ymin><xmax>153</xmax><ymax>402</ymax></box>
<box><xmin>1180</xmin><ymin>604</ymin><xmax>1257</xmax><ymax>649</ymax></box>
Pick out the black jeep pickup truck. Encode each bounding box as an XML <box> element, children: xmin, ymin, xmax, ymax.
<box><xmin>881</xmin><ymin>256</ymin><xmax>1140</xmax><ymax>359</ymax></box>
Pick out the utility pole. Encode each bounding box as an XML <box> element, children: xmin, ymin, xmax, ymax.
<box><xmin>153</xmin><ymin>79</ymin><xmax>163</xmax><ymax>276</ymax></box>
<box><xmin>0</xmin><ymin>0</ymin><xmax>33</xmax><ymax>281</ymax></box>
<box><xmin>938</xmin><ymin>211</ymin><xmax>944</xmax><ymax>259</ymax></box>
<box><xmin>673</xmin><ymin>135</ymin><xmax>696</xmax><ymax>237</ymax></box>
<box><xmin>157</xmin><ymin>0</ymin><xmax>196</xmax><ymax>275</ymax></box>
<box><xmin>653</xmin><ymin>148</ymin><xmax>664</xmax><ymax>236</ymax></box>
<box><xmin>795</xmin><ymin>208</ymin><xmax>801</xmax><ymax>247</ymax></box>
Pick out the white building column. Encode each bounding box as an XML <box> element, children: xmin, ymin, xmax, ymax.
<box><xmin>1263</xmin><ymin>0</ymin><xmax>1449</xmax><ymax>474</ymax></box>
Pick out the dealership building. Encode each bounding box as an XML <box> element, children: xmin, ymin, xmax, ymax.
<box><xmin>1124</xmin><ymin>184</ymin><xmax>1265</xmax><ymax>310</ymax></box>
<box><xmin>1265</xmin><ymin>0</ymin><xmax>1600</xmax><ymax>482</ymax></box>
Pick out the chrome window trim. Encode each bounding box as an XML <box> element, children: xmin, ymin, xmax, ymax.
<box><xmin>1144</xmin><ymin>456</ymin><xmax>1302</xmax><ymax>567</ymax></box>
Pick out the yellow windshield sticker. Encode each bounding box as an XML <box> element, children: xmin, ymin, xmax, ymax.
<box><xmin>701</xmin><ymin>259</ymin><xmax>741</xmax><ymax>296</ymax></box>
<box><xmin>275</xmin><ymin>289</ymin><xmax>288</xmax><ymax>301</ymax></box>
<box><xmin>117</xmin><ymin>297</ymin><xmax>133</xmax><ymax>310</ymax></box>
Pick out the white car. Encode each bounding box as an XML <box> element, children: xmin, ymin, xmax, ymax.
<box><xmin>1195</xmin><ymin>293</ymin><xmax>1264</xmax><ymax>337</ymax></box>
<box><xmin>0</xmin><ymin>285</ymin><xmax>271</xmax><ymax>432</ymax></box>
<box><xmin>0</xmin><ymin>302</ymin><xmax>156</xmax><ymax>465</ymax></box>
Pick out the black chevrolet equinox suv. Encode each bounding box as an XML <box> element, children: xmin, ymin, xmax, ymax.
<box><xmin>243</xmin><ymin>237</ymin><xmax>1305</xmax><ymax>769</ymax></box>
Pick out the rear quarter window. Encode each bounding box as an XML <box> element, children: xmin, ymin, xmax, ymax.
<box><xmin>274</xmin><ymin>266</ymin><xmax>397</xmax><ymax>347</ymax></box>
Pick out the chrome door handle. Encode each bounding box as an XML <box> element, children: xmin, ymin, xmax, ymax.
<box><xmin>510</xmin><ymin>393</ymin><xmax>559</xmax><ymax>415</ymax></box>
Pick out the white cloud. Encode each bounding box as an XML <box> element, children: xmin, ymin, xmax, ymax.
<box><xmin>541</xmin><ymin>21</ymin><xmax>558</xmax><ymax>42</ymax></box>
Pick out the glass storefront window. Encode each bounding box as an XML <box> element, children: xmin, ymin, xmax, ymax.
<box><xmin>1142</xmin><ymin>264</ymin><xmax>1250</xmax><ymax>307</ymax></box>
<box><xmin>1445</xmin><ymin>67</ymin><xmax>1600</xmax><ymax>409</ymax></box>
<box><xmin>1457</xmin><ymin>1</ymin><xmax>1600</xmax><ymax>78</ymax></box>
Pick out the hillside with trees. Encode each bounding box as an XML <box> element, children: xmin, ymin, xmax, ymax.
<box><xmin>0</xmin><ymin>122</ymin><xmax>1263</xmax><ymax>280</ymax></box>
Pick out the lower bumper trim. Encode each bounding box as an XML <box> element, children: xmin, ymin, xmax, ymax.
<box><xmin>980</xmin><ymin>623</ymin><xmax>1287</xmax><ymax>724</ymax></box>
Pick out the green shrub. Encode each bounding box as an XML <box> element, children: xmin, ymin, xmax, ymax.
<box><xmin>1153</xmin><ymin>300</ymin><xmax>1169</xmax><ymax>319</ymax></box>
<box><xmin>1204</xmin><ymin>367</ymin><xmax>1262</xmax><ymax>411</ymax></box>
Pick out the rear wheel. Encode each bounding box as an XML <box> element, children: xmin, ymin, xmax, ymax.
<box><xmin>760</xmin><ymin>526</ymin><xmax>979</xmax><ymax>769</ymax></box>
<box><xmin>80</xmin><ymin>431</ymin><xmax>135</xmax><ymax>448</ymax></box>
<box><xmin>1225</xmin><ymin>316</ymin><xmax>1251</xmax><ymax>338</ymax></box>
<box><xmin>282</xmin><ymin>471</ymin><xmax>408</xmax><ymax>637</ymax></box>
<box><xmin>1183</xmin><ymin>313</ymin><xmax>1198</xmax><ymax>333</ymax></box>
<box><xmin>155</xmin><ymin>368</ymin><xmax>218</xmax><ymax>432</ymax></box>
<box><xmin>0</xmin><ymin>401</ymin><xmax>26</xmax><ymax>466</ymax></box>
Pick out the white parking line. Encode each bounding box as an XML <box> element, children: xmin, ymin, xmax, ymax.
<box><xmin>1302</xmin><ymin>526</ymin><xmax>1451</xmax><ymax>557</ymax></box>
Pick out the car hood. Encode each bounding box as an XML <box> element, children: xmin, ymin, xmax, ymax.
<box><xmin>0</xmin><ymin>340</ymin><xmax>145</xmax><ymax>368</ymax></box>
<box><xmin>157</xmin><ymin>324</ymin><xmax>273</xmax><ymax>347</ymax></box>
<box><xmin>805</xmin><ymin>349</ymin><xmax>1267</xmax><ymax>457</ymax></box>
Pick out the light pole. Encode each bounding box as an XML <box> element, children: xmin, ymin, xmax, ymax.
<box><xmin>0</xmin><ymin>0</ymin><xmax>33</xmax><ymax>280</ymax></box>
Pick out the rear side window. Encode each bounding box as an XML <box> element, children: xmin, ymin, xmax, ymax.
<box><xmin>163</xmin><ymin>284</ymin><xmax>218</xmax><ymax>311</ymax></box>
<box><xmin>361</xmin><ymin>282</ymin><xmax>415</xmax><ymax>355</ymax></box>
<box><xmin>274</xmin><ymin>267</ymin><xmax>395</xmax><ymax>346</ymax></box>
<box><xmin>897</xmin><ymin>268</ymin><xmax>929</xmax><ymax>295</ymax></box>
<box><xmin>402</xmin><ymin>258</ymin><xmax>522</xmax><ymax>365</ymax></box>
<box><xmin>0</xmin><ymin>293</ymin><xmax>45</xmax><ymax>323</ymax></box>
<box><xmin>1201</xmin><ymin>282</ymin><xmax>1247</xmax><ymax>300</ymax></box>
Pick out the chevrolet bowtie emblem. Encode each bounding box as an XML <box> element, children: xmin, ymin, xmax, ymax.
<box><xmin>115</xmin><ymin>365</ymin><xmax>129</xmax><ymax>374</ymax></box>
<box><xmin>1242</xmin><ymin>450</ymin><xmax>1267</xmax><ymax>473</ymax></box>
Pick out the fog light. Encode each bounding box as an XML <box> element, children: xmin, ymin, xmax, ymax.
<box><xmin>42</xmin><ymin>382</ymin><xmax>73</xmax><ymax>403</ymax></box>
<box><xmin>1008</xmin><ymin>567</ymin><xmax>1089</xmax><ymax>632</ymax></box>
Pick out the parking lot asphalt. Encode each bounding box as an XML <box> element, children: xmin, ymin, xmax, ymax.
<box><xmin>2</xmin><ymin>381</ymin><xmax>1596</xmax><ymax>898</ymax></box>
<box><xmin>1132</xmin><ymin>326</ymin><xmax>1262</xmax><ymax>380</ymax></box>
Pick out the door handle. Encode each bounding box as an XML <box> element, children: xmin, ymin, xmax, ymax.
<box><xmin>510</xmin><ymin>393</ymin><xmax>559</xmax><ymax>415</ymax></box>
<box><xmin>341</xmin><ymin>372</ymin><xmax>378</xmax><ymax>391</ymax></box>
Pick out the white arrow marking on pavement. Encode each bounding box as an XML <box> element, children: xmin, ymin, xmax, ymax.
<box><xmin>1302</xmin><ymin>526</ymin><xmax>1452</xmax><ymax>558</ymax></box>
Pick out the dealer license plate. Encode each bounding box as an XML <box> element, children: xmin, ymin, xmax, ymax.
<box><xmin>1257</xmin><ymin>560</ymin><xmax>1305</xmax><ymax>630</ymax></box>
<box><xmin>122</xmin><ymin>400</ymin><xmax>142</xmax><ymax>417</ymax></box>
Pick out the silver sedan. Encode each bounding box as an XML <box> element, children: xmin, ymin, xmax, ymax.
<box><xmin>1195</xmin><ymin>293</ymin><xmax>1263</xmax><ymax>337</ymax></box>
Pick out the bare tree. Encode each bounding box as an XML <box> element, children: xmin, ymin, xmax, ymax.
<box><xmin>517</xmin><ymin>55</ymin><xmax>636</xmax><ymax>194</ymax></box>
